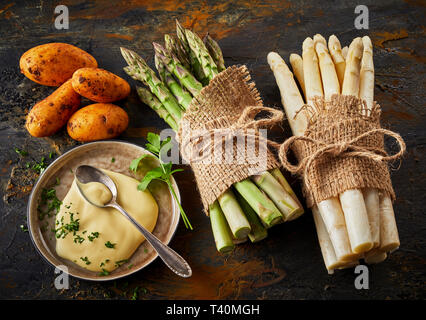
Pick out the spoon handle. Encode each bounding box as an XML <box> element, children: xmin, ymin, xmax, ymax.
<box><xmin>110</xmin><ymin>202</ymin><xmax>192</xmax><ymax>278</ymax></box>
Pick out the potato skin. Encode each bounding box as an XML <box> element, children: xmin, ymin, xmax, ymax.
<box><xmin>72</xmin><ymin>68</ymin><xmax>131</xmax><ymax>103</ymax></box>
<box><xmin>20</xmin><ymin>43</ymin><xmax>98</xmax><ymax>86</ymax></box>
<box><xmin>67</xmin><ymin>103</ymin><xmax>129</xmax><ymax>142</ymax></box>
<box><xmin>26</xmin><ymin>79</ymin><xmax>81</xmax><ymax>137</ymax></box>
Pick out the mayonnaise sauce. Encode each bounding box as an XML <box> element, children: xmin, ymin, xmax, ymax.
<box><xmin>55</xmin><ymin>169</ymin><xmax>158</xmax><ymax>272</ymax></box>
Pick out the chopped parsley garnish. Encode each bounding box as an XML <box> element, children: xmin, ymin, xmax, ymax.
<box><xmin>111</xmin><ymin>157</ymin><xmax>115</xmax><ymax>163</ymax></box>
<box><xmin>131</xmin><ymin>286</ymin><xmax>139</xmax><ymax>300</ymax></box>
<box><xmin>114</xmin><ymin>259</ymin><xmax>129</xmax><ymax>267</ymax></box>
<box><xmin>20</xmin><ymin>224</ymin><xmax>28</xmax><ymax>232</ymax></box>
<box><xmin>14</xmin><ymin>148</ymin><xmax>28</xmax><ymax>157</ymax></box>
<box><xmin>80</xmin><ymin>256</ymin><xmax>91</xmax><ymax>265</ymax></box>
<box><xmin>127</xmin><ymin>264</ymin><xmax>134</xmax><ymax>270</ymax></box>
<box><xmin>144</xmin><ymin>248</ymin><xmax>148</xmax><ymax>254</ymax></box>
<box><xmin>100</xmin><ymin>259</ymin><xmax>110</xmax><ymax>267</ymax></box>
<box><xmin>54</xmin><ymin>212</ymin><xmax>80</xmax><ymax>239</ymax></box>
<box><xmin>37</xmin><ymin>187</ymin><xmax>62</xmax><ymax>220</ymax></box>
<box><xmin>88</xmin><ymin>232</ymin><xmax>100</xmax><ymax>242</ymax></box>
<box><xmin>105</xmin><ymin>241</ymin><xmax>116</xmax><ymax>249</ymax></box>
<box><xmin>49</xmin><ymin>151</ymin><xmax>56</xmax><ymax>159</ymax></box>
<box><xmin>98</xmin><ymin>269</ymin><xmax>110</xmax><ymax>276</ymax></box>
<box><xmin>31</xmin><ymin>157</ymin><xmax>47</xmax><ymax>174</ymax></box>
<box><xmin>73</xmin><ymin>234</ymin><xmax>85</xmax><ymax>244</ymax></box>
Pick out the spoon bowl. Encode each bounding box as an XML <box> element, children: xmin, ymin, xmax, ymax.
<box><xmin>75</xmin><ymin>165</ymin><xmax>192</xmax><ymax>278</ymax></box>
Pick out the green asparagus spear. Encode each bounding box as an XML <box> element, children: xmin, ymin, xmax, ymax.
<box><xmin>153</xmin><ymin>42</ymin><xmax>203</xmax><ymax>97</ymax></box>
<box><xmin>176</xmin><ymin>19</ymin><xmax>207</xmax><ymax>84</ymax></box>
<box><xmin>135</xmin><ymin>86</ymin><xmax>179</xmax><ymax>131</ymax></box>
<box><xmin>269</xmin><ymin>168</ymin><xmax>304</xmax><ymax>220</ymax></box>
<box><xmin>204</xmin><ymin>33</ymin><xmax>226</xmax><ymax>72</ymax></box>
<box><xmin>233</xmin><ymin>179</ymin><xmax>283</xmax><ymax>228</ymax></box>
<box><xmin>185</xmin><ymin>28</ymin><xmax>219</xmax><ymax>84</ymax></box>
<box><xmin>235</xmin><ymin>190</ymin><xmax>267</xmax><ymax>243</ymax></box>
<box><xmin>209</xmin><ymin>200</ymin><xmax>235</xmax><ymax>253</ymax></box>
<box><xmin>120</xmin><ymin>47</ymin><xmax>182</xmax><ymax>124</ymax></box>
<box><xmin>218</xmin><ymin>189</ymin><xmax>251</xmax><ymax>239</ymax></box>
<box><xmin>154</xmin><ymin>54</ymin><xmax>193</xmax><ymax>110</ymax></box>
<box><xmin>252</xmin><ymin>171</ymin><xmax>302</xmax><ymax>221</ymax></box>
<box><xmin>165</xmin><ymin>34</ymin><xmax>192</xmax><ymax>72</ymax></box>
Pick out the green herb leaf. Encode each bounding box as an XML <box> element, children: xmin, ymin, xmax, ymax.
<box><xmin>137</xmin><ymin>167</ymin><xmax>163</xmax><ymax>191</ymax></box>
<box><xmin>114</xmin><ymin>259</ymin><xmax>129</xmax><ymax>267</ymax></box>
<box><xmin>105</xmin><ymin>241</ymin><xmax>116</xmax><ymax>249</ymax></box>
<box><xmin>20</xmin><ymin>224</ymin><xmax>29</xmax><ymax>232</ymax></box>
<box><xmin>14</xmin><ymin>148</ymin><xmax>28</xmax><ymax>157</ymax></box>
<box><xmin>131</xmin><ymin>286</ymin><xmax>139</xmax><ymax>300</ymax></box>
<box><xmin>146</xmin><ymin>132</ymin><xmax>161</xmax><ymax>153</ymax></box>
<box><xmin>130</xmin><ymin>132</ymin><xmax>193</xmax><ymax>230</ymax></box>
<box><xmin>88</xmin><ymin>231</ymin><xmax>100</xmax><ymax>242</ymax></box>
<box><xmin>98</xmin><ymin>269</ymin><xmax>110</xmax><ymax>276</ymax></box>
<box><xmin>80</xmin><ymin>256</ymin><xmax>91</xmax><ymax>265</ymax></box>
<box><xmin>111</xmin><ymin>157</ymin><xmax>115</xmax><ymax>163</ymax></box>
<box><xmin>129</xmin><ymin>154</ymin><xmax>155</xmax><ymax>173</ymax></box>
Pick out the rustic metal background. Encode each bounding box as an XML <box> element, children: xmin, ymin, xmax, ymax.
<box><xmin>0</xmin><ymin>0</ymin><xmax>424</xmax><ymax>299</ymax></box>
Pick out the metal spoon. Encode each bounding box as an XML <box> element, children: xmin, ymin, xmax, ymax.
<box><xmin>75</xmin><ymin>165</ymin><xmax>192</xmax><ymax>278</ymax></box>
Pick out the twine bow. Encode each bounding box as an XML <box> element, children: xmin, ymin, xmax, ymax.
<box><xmin>179</xmin><ymin>105</ymin><xmax>283</xmax><ymax>163</ymax></box>
<box><xmin>278</xmin><ymin>127</ymin><xmax>406</xmax><ymax>194</ymax></box>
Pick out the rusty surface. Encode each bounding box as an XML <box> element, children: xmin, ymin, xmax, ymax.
<box><xmin>0</xmin><ymin>0</ymin><xmax>425</xmax><ymax>300</ymax></box>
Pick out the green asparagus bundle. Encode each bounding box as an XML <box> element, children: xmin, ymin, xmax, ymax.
<box><xmin>120</xmin><ymin>20</ymin><xmax>304</xmax><ymax>253</ymax></box>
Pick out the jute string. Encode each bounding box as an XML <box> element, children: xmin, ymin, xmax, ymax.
<box><xmin>277</xmin><ymin>94</ymin><xmax>406</xmax><ymax>207</ymax></box>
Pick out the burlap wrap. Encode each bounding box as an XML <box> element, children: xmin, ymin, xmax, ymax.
<box><xmin>177</xmin><ymin>65</ymin><xmax>282</xmax><ymax>214</ymax></box>
<box><xmin>278</xmin><ymin>94</ymin><xmax>406</xmax><ymax>208</ymax></box>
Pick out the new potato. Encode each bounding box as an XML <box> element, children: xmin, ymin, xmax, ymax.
<box><xmin>67</xmin><ymin>103</ymin><xmax>129</xmax><ymax>142</ymax></box>
<box><xmin>20</xmin><ymin>43</ymin><xmax>97</xmax><ymax>86</ymax></box>
<box><xmin>72</xmin><ymin>68</ymin><xmax>130</xmax><ymax>103</ymax></box>
<box><xmin>26</xmin><ymin>79</ymin><xmax>81</xmax><ymax>137</ymax></box>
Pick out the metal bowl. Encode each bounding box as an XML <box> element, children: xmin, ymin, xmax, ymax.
<box><xmin>27</xmin><ymin>140</ymin><xmax>181</xmax><ymax>281</ymax></box>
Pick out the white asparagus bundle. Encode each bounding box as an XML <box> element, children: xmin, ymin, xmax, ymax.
<box><xmin>268</xmin><ymin>34</ymin><xmax>400</xmax><ymax>272</ymax></box>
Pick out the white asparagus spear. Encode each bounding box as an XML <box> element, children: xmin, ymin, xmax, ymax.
<box><xmin>302</xmin><ymin>37</ymin><xmax>323</xmax><ymax>105</ymax></box>
<box><xmin>342</xmin><ymin>46</ymin><xmax>348</xmax><ymax>60</ymax></box>
<box><xmin>312</xmin><ymin>206</ymin><xmax>341</xmax><ymax>273</ymax></box>
<box><xmin>317</xmin><ymin>198</ymin><xmax>359</xmax><ymax>261</ymax></box>
<box><xmin>359</xmin><ymin>35</ymin><xmax>399</xmax><ymax>255</ymax></box>
<box><xmin>328</xmin><ymin>35</ymin><xmax>346</xmax><ymax>87</ymax></box>
<box><xmin>359</xmin><ymin>36</ymin><xmax>381</xmax><ymax>250</ymax></box>
<box><xmin>315</xmin><ymin>42</ymin><xmax>340</xmax><ymax>101</ymax></box>
<box><xmin>359</xmin><ymin>36</ymin><xmax>375</xmax><ymax>110</ymax></box>
<box><xmin>363</xmin><ymin>188</ymin><xmax>381</xmax><ymax>248</ymax></box>
<box><xmin>313</xmin><ymin>34</ymin><xmax>327</xmax><ymax>47</ymax></box>
<box><xmin>364</xmin><ymin>249</ymin><xmax>387</xmax><ymax>264</ymax></box>
<box><xmin>289</xmin><ymin>53</ymin><xmax>306</xmax><ymax>99</ymax></box>
<box><xmin>339</xmin><ymin>37</ymin><xmax>373</xmax><ymax>254</ymax></box>
<box><xmin>379</xmin><ymin>193</ymin><xmax>400</xmax><ymax>252</ymax></box>
<box><xmin>267</xmin><ymin>52</ymin><xmax>308</xmax><ymax>137</ymax></box>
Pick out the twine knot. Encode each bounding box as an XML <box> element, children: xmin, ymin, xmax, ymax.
<box><xmin>278</xmin><ymin>128</ymin><xmax>406</xmax><ymax>194</ymax></box>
